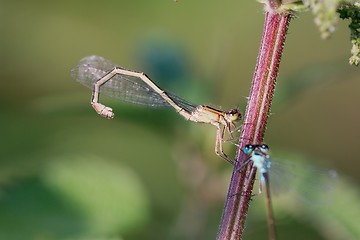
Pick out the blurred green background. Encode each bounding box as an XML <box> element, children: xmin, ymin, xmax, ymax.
<box><xmin>1</xmin><ymin>1</ymin><xmax>360</xmax><ymax>239</ymax></box>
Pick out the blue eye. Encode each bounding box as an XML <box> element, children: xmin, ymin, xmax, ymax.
<box><xmin>243</xmin><ymin>144</ymin><xmax>254</xmax><ymax>155</ymax></box>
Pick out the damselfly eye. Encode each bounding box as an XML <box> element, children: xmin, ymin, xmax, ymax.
<box><xmin>243</xmin><ymin>144</ymin><xmax>254</xmax><ymax>155</ymax></box>
<box><xmin>229</xmin><ymin>109</ymin><xmax>238</xmax><ymax>114</ymax></box>
<box><xmin>227</xmin><ymin>109</ymin><xmax>242</xmax><ymax>121</ymax></box>
<box><xmin>260</xmin><ymin>144</ymin><xmax>269</xmax><ymax>151</ymax></box>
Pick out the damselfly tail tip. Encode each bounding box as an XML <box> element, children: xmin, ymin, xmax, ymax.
<box><xmin>91</xmin><ymin>102</ymin><xmax>114</xmax><ymax>119</ymax></box>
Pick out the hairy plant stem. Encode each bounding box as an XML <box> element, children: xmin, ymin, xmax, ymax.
<box><xmin>217</xmin><ymin>12</ymin><xmax>291</xmax><ymax>240</ymax></box>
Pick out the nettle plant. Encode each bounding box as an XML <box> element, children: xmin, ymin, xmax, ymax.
<box><xmin>217</xmin><ymin>1</ymin><xmax>359</xmax><ymax>239</ymax></box>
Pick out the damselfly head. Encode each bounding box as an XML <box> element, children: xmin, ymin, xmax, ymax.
<box><xmin>243</xmin><ymin>144</ymin><xmax>270</xmax><ymax>155</ymax></box>
<box><xmin>254</xmin><ymin>144</ymin><xmax>270</xmax><ymax>158</ymax></box>
<box><xmin>225</xmin><ymin>108</ymin><xmax>242</xmax><ymax>122</ymax></box>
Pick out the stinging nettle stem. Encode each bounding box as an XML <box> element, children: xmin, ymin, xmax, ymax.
<box><xmin>217</xmin><ymin>12</ymin><xmax>291</xmax><ymax>240</ymax></box>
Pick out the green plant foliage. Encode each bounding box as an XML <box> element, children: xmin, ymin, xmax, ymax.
<box><xmin>43</xmin><ymin>155</ymin><xmax>151</xmax><ymax>235</ymax></box>
<box><xmin>338</xmin><ymin>2</ymin><xmax>360</xmax><ymax>65</ymax></box>
<box><xmin>303</xmin><ymin>0</ymin><xmax>341</xmax><ymax>39</ymax></box>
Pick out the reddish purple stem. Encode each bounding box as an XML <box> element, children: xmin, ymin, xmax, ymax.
<box><xmin>216</xmin><ymin>12</ymin><xmax>291</xmax><ymax>240</ymax></box>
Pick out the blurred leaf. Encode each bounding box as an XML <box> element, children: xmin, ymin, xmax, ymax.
<box><xmin>42</xmin><ymin>155</ymin><xmax>150</xmax><ymax>235</ymax></box>
<box><xmin>0</xmin><ymin>178</ymin><xmax>86</xmax><ymax>239</ymax></box>
<box><xmin>0</xmin><ymin>155</ymin><xmax>150</xmax><ymax>240</ymax></box>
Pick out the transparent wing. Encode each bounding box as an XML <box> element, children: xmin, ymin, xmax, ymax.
<box><xmin>71</xmin><ymin>55</ymin><xmax>197</xmax><ymax>112</ymax></box>
<box><xmin>71</xmin><ymin>55</ymin><xmax>168</xmax><ymax>106</ymax></box>
<box><xmin>167</xmin><ymin>92</ymin><xmax>197</xmax><ymax>113</ymax></box>
<box><xmin>268</xmin><ymin>158</ymin><xmax>337</xmax><ymax>206</ymax></box>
